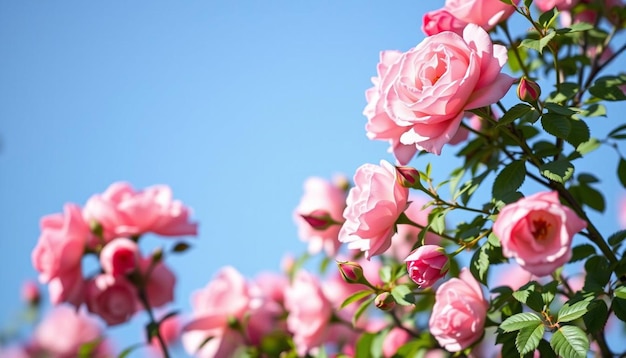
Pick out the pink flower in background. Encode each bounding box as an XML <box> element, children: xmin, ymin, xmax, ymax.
<box><xmin>284</xmin><ymin>270</ymin><xmax>333</xmax><ymax>356</ymax></box>
<box><xmin>32</xmin><ymin>204</ymin><xmax>90</xmax><ymax>284</ymax></box>
<box><xmin>405</xmin><ymin>245</ymin><xmax>449</xmax><ymax>288</ymax></box>
<box><xmin>429</xmin><ymin>268</ymin><xmax>488</xmax><ymax>352</ymax></box>
<box><xmin>534</xmin><ymin>0</ymin><xmax>577</xmax><ymax>11</ymax></box>
<box><xmin>364</xmin><ymin>25</ymin><xmax>514</xmax><ymax>162</ymax></box>
<box><xmin>339</xmin><ymin>160</ymin><xmax>409</xmax><ymax>259</ymax></box>
<box><xmin>490</xmin><ymin>263</ymin><xmax>534</xmax><ymax>291</ymax></box>
<box><xmin>294</xmin><ymin>176</ymin><xmax>347</xmax><ymax>257</ymax></box>
<box><xmin>493</xmin><ymin>191</ymin><xmax>587</xmax><ymax>276</ymax></box>
<box><xmin>83</xmin><ymin>182</ymin><xmax>198</xmax><ymax>240</ymax></box>
<box><xmin>382</xmin><ymin>328</ymin><xmax>411</xmax><ymax>358</ymax></box>
<box><xmin>86</xmin><ymin>274</ymin><xmax>138</xmax><ymax>326</ymax></box>
<box><xmin>140</xmin><ymin>258</ymin><xmax>177</xmax><ymax>309</ymax></box>
<box><xmin>182</xmin><ymin>266</ymin><xmax>251</xmax><ymax>358</ymax></box>
<box><xmin>422</xmin><ymin>9</ymin><xmax>467</xmax><ymax>36</ymax></box>
<box><xmin>21</xmin><ymin>280</ymin><xmax>40</xmax><ymax>306</ymax></box>
<box><xmin>99</xmin><ymin>237</ymin><xmax>139</xmax><ymax>276</ymax></box>
<box><xmin>32</xmin><ymin>305</ymin><xmax>111</xmax><ymax>358</ymax></box>
<box><xmin>387</xmin><ymin>196</ymin><xmax>442</xmax><ymax>260</ymax></box>
<box><xmin>422</xmin><ymin>0</ymin><xmax>517</xmax><ymax>36</ymax></box>
<box><xmin>150</xmin><ymin>313</ymin><xmax>182</xmax><ymax>354</ymax></box>
<box><xmin>47</xmin><ymin>265</ymin><xmax>85</xmax><ymax>306</ymax></box>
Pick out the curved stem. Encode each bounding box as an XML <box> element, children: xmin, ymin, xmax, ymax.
<box><xmin>137</xmin><ymin>288</ymin><xmax>171</xmax><ymax>358</ymax></box>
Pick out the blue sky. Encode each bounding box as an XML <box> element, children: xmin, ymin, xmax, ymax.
<box><xmin>1</xmin><ymin>1</ymin><xmax>625</xmax><ymax>356</ymax></box>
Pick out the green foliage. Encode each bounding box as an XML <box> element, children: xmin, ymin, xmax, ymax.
<box><xmin>516</xmin><ymin>323</ymin><xmax>544</xmax><ymax>355</ymax></box>
<box><xmin>500</xmin><ymin>312</ymin><xmax>542</xmax><ymax>332</ymax></box>
<box><xmin>470</xmin><ymin>236</ymin><xmax>507</xmax><ymax>285</ymax></box>
<box><xmin>390</xmin><ymin>285</ymin><xmax>415</xmax><ymax>306</ymax></box>
<box><xmin>550</xmin><ymin>325</ymin><xmax>589</xmax><ymax>358</ymax></box>
<box><xmin>492</xmin><ymin>160</ymin><xmax>526</xmax><ymax>202</ymax></box>
<box><xmin>557</xmin><ymin>298</ymin><xmax>591</xmax><ymax>323</ymax></box>
<box><xmin>540</xmin><ymin>159</ymin><xmax>574</xmax><ymax>183</ymax></box>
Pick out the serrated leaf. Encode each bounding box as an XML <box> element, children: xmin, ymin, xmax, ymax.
<box><xmin>576</xmin><ymin>138</ymin><xmax>600</xmax><ymax>155</ymax></box>
<box><xmin>557</xmin><ymin>299</ymin><xmax>591</xmax><ymax>322</ymax></box>
<box><xmin>608</xmin><ymin>230</ymin><xmax>626</xmax><ymax>247</ymax></box>
<box><xmin>493</xmin><ymin>160</ymin><xmax>526</xmax><ymax>201</ymax></box>
<box><xmin>540</xmin><ymin>159</ymin><xmax>574</xmax><ymax>183</ymax></box>
<box><xmin>550</xmin><ymin>325</ymin><xmax>589</xmax><ymax>358</ymax></box>
<box><xmin>498</xmin><ymin>103</ymin><xmax>533</xmax><ymax>126</ymax></box>
<box><xmin>516</xmin><ymin>323</ymin><xmax>544</xmax><ymax>355</ymax></box>
<box><xmin>584</xmin><ymin>256</ymin><xmax>611</xmax><ymax>292</ymax></box>
<box><xmin>341</xmin><ymin>289</ymin><xmax>374</xmax><ymax>309</ymax></box>
<box><xmin>541</xmin><ymin>113</ymin><xmax>572</xmax><ymax>139</ymax></box>
<box><xmin>391</xmin><ymin>284</ymin><xmax>415</xmax><ymax>306</ymax></box>
<box><xmin>569</xmin><ymin>244</ymin><xmax>596</xmax><ymax>263</ymax></box>
<box><xmin>544</xmin><ymin>102</ymin><xmax>576</xmax><ymax>115</ymax></box>
<box><xmin>583</xmin><ymin>299</ymin><xmax>609</xmax><ymax>335</ymax></box>
<box><xmin>566</xmin><ymin>120</ymin><xmax>590</xmax><ymax>147</ymax></box>
<box><xmin>500</xmin><ymin>312</ymin><xmax>542</xmax><ymax>332</ymax></box>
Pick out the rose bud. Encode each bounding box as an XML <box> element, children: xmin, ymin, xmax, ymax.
<box><xmin>395</xmin><ymin>166</ymin><xmax>420</xmax><ymax>188</ymax></box>
<box><xmin>21</xmin><ymin>280</ymin><xmax>41</xmax><ymax>307</ymax></box>
<box><xmin>99</xmin><ymin>238</ymin><xmax>140</xmax><ymax>276</ymax></box>
<box><xmin>337</xmin><ymin>261</ymin><xmax>367</xmax><ymax>285</ymax></box>
<box><xmin>517</xmin><ymin>77</ymin><xmax>541</xmax><ymax>103</ymax></box>
<box><xmin>374</xmin><ymin>292</ymin><xmax>396</xmax><ymax>311</ymax></box>
<box><xmin>405</xmin><ymin>245</ymin><xmax>449</xmax><ymax>288</ymax></box>
<box><xmin>300</xmin><ymin>210</ymin><xmax>339</xmax><ymax>231</ymax></box>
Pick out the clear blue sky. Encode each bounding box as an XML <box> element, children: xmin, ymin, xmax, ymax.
<box><xmin>1</xmin><ymin>1</ymin><xmax>625</xmax><ymax>356</ymax></box>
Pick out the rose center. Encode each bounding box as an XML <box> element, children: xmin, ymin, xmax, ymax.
<box><xmin>531</xmin><ymin>219</ymin><xmax>550</xmax><ymax>241</ymax></box>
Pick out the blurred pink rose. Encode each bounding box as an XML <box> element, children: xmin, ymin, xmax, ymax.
<box><xmin>382</xmin><ymin>328</ymin><xmax>411</xmax><ymax>358</ymax></box>
<box><xmin>182</xmin><ymin>266</ymin><xmax>251</xmax><ymax>358</ymax></box>
<box><xmin>47</xmin><ymin>265</ymin><xmax>85</xmax><ymax>306</ymax></box>
<box><xmin>100</xmin><ymin>237</ymin><xmax>139</xmax><ymax>276</ymax></box>
<box><xmin>140</xmin><ymin>258</ymin><xmax>177</xmax><ymax>309</ymax></box>
<box><xmin>423</xmin><ymin>0</ymin><xmax>517</xmax><ymax>36</ymax></box>
<box><xmin>32</xmin><ymin>305</ymin><xmax>111</xmax><ymax>358</ymax></box>
<box><xmin>429</xmin><ymin>268</ymin><xmax>488</xmax><ymax>352</ymax></box>
<box><xmin>339</xmin><ymin>160</ymin><xmax>409</xmax><ymax>259</ymax></box>
<box><xmin>387</xmin><ymin>196</ymin><xmax>442</xmax><ymax>260</ymax></box>
<box><xmin>535</xmin><ymin>0</ymin><xmax>577</xmax><ymax>11</ymax></box>
<box><xmin>284</xmin><ymin>270</ymin><xmax>333</xmax><ymax>356</ymax></box>
<box><xmin>364</xmin><ymin>25</ymin><xmax>514</xmax><ymax>161</ymax></box>
<box><xmin>32</xmin><ymin>204</ymin><xmax>89</xmax><ymax>284</ymax></box>
<box><xmin>83</xmin><ymin>182</ymin><xmax>198</xmax><ymax>240</ymax></box>
<box><xmin>493</xmin><ymin>191</ymin><xmax>587</xmax><ymax>276</ymax></box>
<box><xmin>21</xmin><ymin>280</ymin><xmax>40</xmax><ymax>306</ymax></box>
<box><xmin>490</xmin><ymin>263</ymin><xmax>534</xmax><ymax>291</ymax></box>
<box><xmin>405</xmin><ymin>245</ymin><xmax>449</xmax><ymax>288</ymax></box>
<box><xmin>0</xmin><ymin>346</ymin><xmax>28</xmax><ymax>358</ymax></box>
<box><xmin>294</xmin><ymin>176</ymin><xmax>347</xmax><ymax>257</ymax></box>
<box><xmin>86</xmin><ymin>274</ymin><xmax>139</xmax><ymax>326</ymax></box>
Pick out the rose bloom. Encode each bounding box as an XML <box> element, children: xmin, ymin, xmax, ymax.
<box><xmin>85</xmin><ymin>274</ymin><xmax>139</xmax><ymax>326</ymax></box>
<box><xmin>294</xmin><ymin>176</ymin><xmax>347</xmax><ymax>257</ymax></box>
<box><xmin>405</xmin><ymin>245</ymin><xmax>449</xmax><ymax>288</ymax></box>
<box><xmin>429</xmin><ymin>268</ymin><xmax>488</xmax><ymax>352</ymax></box>
<box><xmin>535</xmin><ymin>0</ymin><xmax>577</xmax><ymax>11</ymax></box>
<box><xmin>139</xmin><ymin>258</ymin><xmax>177</xmax><ymax>309</ymax></box>
<box><xmin>339</xmin><ymin>160</ymin><xmax>409</xmax><ymax>259</ymax></box>
<box><xmin>284</xmin><ymin>270</ymin><xmax>333</xmax><ymax>356</ymax></box>
<box><xmin>493</xmin><ymin>191</ymin><xmax>587</xmax><ymax>276</ymax></box>
<box><xmin>32</xmin><ymin>305</ymin><xmax>111</xmax><ymax>358</ymax></box>
<box><xmin>365</xmin><ymin>25</ymin><xmax>514</xmax><ymax>163</ymax></box>
<box><xmin>422</xmin><ymin>0</ymin><xmax>517</xmax><ymax>36</ymax></box>
<box><xmin>182</xmin><ymin>266</ymin><xmax>251</xmax><ymax>358</ymax></box>
<box><xmin>382</xmin><ymin>328</ymin><xmax>411</xmax><ymax>357</ymax></box>
<box><xmin>83</xmin><ymin>182</ymin><xmax>198</xmax><ymax>240</ymax></box>
<box><xmin>99</xmin><ymin>237</ymin><xmax>140</xmax><ymax>276</ymax></box>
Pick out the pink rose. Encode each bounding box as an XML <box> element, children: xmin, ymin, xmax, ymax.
<box><xmin>422</xmin><ymin>9</ymin><xmax>468</xmax><ymax>36</ymax></box>
<box><xmin>535</xmin><ymin>0</ymin><xmax>577</xmax><ymax>11</ymax></box>
<box><xmin>387</xmin><ymin>196</ymin><xmax>442</xmax><ymax>260</ymax></box>
<box><xmin>140</xmin><ymin>258</ymin><xmax>176</xmax><ymax>308</ymax></box>
<box><xmin>339</xmin><ymin>160</ymin><xmax>409</xmax><ymax>259</ymax></box>
<box><xmin>294</xmin><ymin>176</ymin><xmax>347</xmax><ymax>257</ymax></box>
<box><xmin>429</xmin><ymin>268</ymin><xmax>488</xmax><ymax>352</ymax></box>
<box><xmin>448</xmin><ymin>113</ymin><xmax>485</xmax><ymax>145</ymax></box>
<box><xmin>33</xmin><ymin>305</ymin><xmax>110</xmax><ymax>358</ymax></box>
<box><xmin>382</xmin><ymin>328</ymin><xmax>411</xmax><ymax>358</ymax></box>
<box><xmin>489</xmin><ymin>263</ymin><xmax>534</xmax><ymax>291</ymax></box>
<box><xmin>284</xmin><ymin>270</ymin><xmax>333</xmax><ymax>356</ymax></box>
<box><xmin>86</xmin><ymin>274</ymin><xmax>138</xmax><ymax>326</ymax></box>
<box><xmin>405</xmin><ymin>245</ymin><xmax>449</xmax><ymax>288</ymax></box>
<box><xmin>493</xmin><ymin>191</ymin><xmax>587</xmax><ymax>276</ymax></box>
<box><xmin>182</xmin><ymin>267</ymin><xmax>251</xmax><ymax>358</ymax></box>
<box><xmin>365</xmin><ymin>25</ymin><xmax>514</xmax><ymax>162</ymax></box>
<box><xmin>47</xmin><ymin>266</ymin><xmax>84</xmax><ymax>307</ymax></box>
<box><xmin>99</xmin><ymin>237</ymin><xmax>139</xmax><ymax>276</ymax></box>
<box><xmin>32</xmin><ymin>204</ymin><xmax>90</xmax><ymax>284</ymax></box>
<box><xmin>83</xmin><ymin>182</ymin><xmax>198</xmax><ymax>240</ymax></box>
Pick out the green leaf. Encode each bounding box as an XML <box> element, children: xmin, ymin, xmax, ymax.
<box><xmin>612</xmin><ymin>297</ymin><xmax>626</xmax><ymax>321</ymax></box>
<box><xmin>575</xmin><ymin>138</ymin><xmax>600</xmax><ymax>156</ymax></box>
<box><xmin>584</xmin><ymin>256</ymin><xmax>611</xmax><ymax>292</ymax></box>
<box><xmin>540</xmin><ymin>159</ymin><xmax>574</xmax><ymax>183</ymax></box>
<box><xmin>616</xmin><ymin>286</ymin><xmax>626</xmax><ymax>299</ymax></box>
<box><xmin>563</xmin><ymin>22</ymin><xmax>595</xmax><ymax>32</ymax></box>
<box><xmin>608</xmin><ymin>230</ymin><xmax>626</xmax><ymax>247</ymax></box>
<box><xmin>516</xmin><ymin>323</ymin><xmax>544</xmax><ymax>355</ymax></box>
<box><xmin>171</xmin><ymin>242</ymin><xmax>191</xmax><ymax>253</ymax></box>
<box><xmin>352</xmin><ymin>296</ymin><xmax>375</xmax><ymax>326</ymax></box>
<box><xmin>500</xmin><ymin>312</ymin><xmax>542</xmax><ymax>332</ymax></box>
<box><xmin>589</xmin><ymin>76</ymin><xmax>626</xmax><ymax>101</ymax></box>
<box><xmin>355</xmin><ymin>332</ymin><xmax>376</xmax><ymax>358</ymax></box>
<box><xmin>544</xmin><ymin>102</ymin><xmax>576</xmax><ymax>116</ymax></box>
<box><xmin>557</xmin><ymin>299</ymin><xmax>591</xmax><ymax>322</ymax></box>
<box><xmin>341</xmin><ymin>289</ymin><xmax>374</xmax><ymax>309</ymax></box>
<box><xmin>379</xmin><ymin>266</ymin><xmax>392</xmax><ymax>283</ymax></box>
<box><xmin>498</xmin><ymin>103</ymin><xmax>533</xmax><ymax>126</ymax></box>
<box><xmin>565</xmin><ymin>119</ymin><xmax>590</xmax><ymax>148</ymax></box>
<box><xmin>537</xmin><ymin>339</ymin><xmax>558</xmax><ymax>358</ymax></box>
<box><xmin>618</xmin><ymin>158</ymin><xmax>626</xmax><ymax>188</ymax></box>
<box><xmin>569</xmin><ymin>244</ymin><xmax>596</xmax><ymax>263</ymax></box>
<box><xmin>541</xmin><ymin>113</ymin><xmax>572</xmax><ymax>139</ymax></box>
<box><xmin>608</xmin><ymin>124</ymin><xmax>626</xmax><ymax>138</ymax></box>
<box><xmin>550</xmin><ymin>325</ymin><xmax>589</xmax><ymax>358</ymax></box>
<box><xmin>492</xmin><ymin>160</ymin><xmax>526</xmax><ymax>201</ymax></box>
<box><xmin>116</xmin><ymin>342</ymin><xmax>145</xmax><ymax>358</ymax></box>
<box><xmin>391</xmin><ymin>284</ymin><xmax>415</xmax><ymax>306</ymax></box>
<box><xmin>583</xmin><ymin>299</ymin><xmax>609</xmax><ymax>335</ymax></box>
<box><xmin>539</xmin><ymin>7</ymin><xmax>559</xmax><ymax>28</ymax></box>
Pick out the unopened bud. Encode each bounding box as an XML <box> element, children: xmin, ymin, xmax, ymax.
<box><xmin>301</xmin><ymin>210</ymin><xmax>338</xmax><ymax>231</ymax></box>
<box><xmin>374</xmin><ymin>292</ymin><xmax>396</xmax><ymax>311</ymax></box>
<box><xmin>337</xmin><ymin>261</ymin><xmax>365</xmax><ymax>284</ymax></box>
<box><xmin>395</xmin><ymin>166</ymin><xmax>420</xmax><ymax>188</ymax></box>
<box><xmin>21</xmin><ymin>280</ymin><xmax>40</xmax><ymax>307</ymax></box>
<box><xmin>517</xmin><ymin>77</ymin><xmax>541</xmax><ymax>103</ymax></box>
